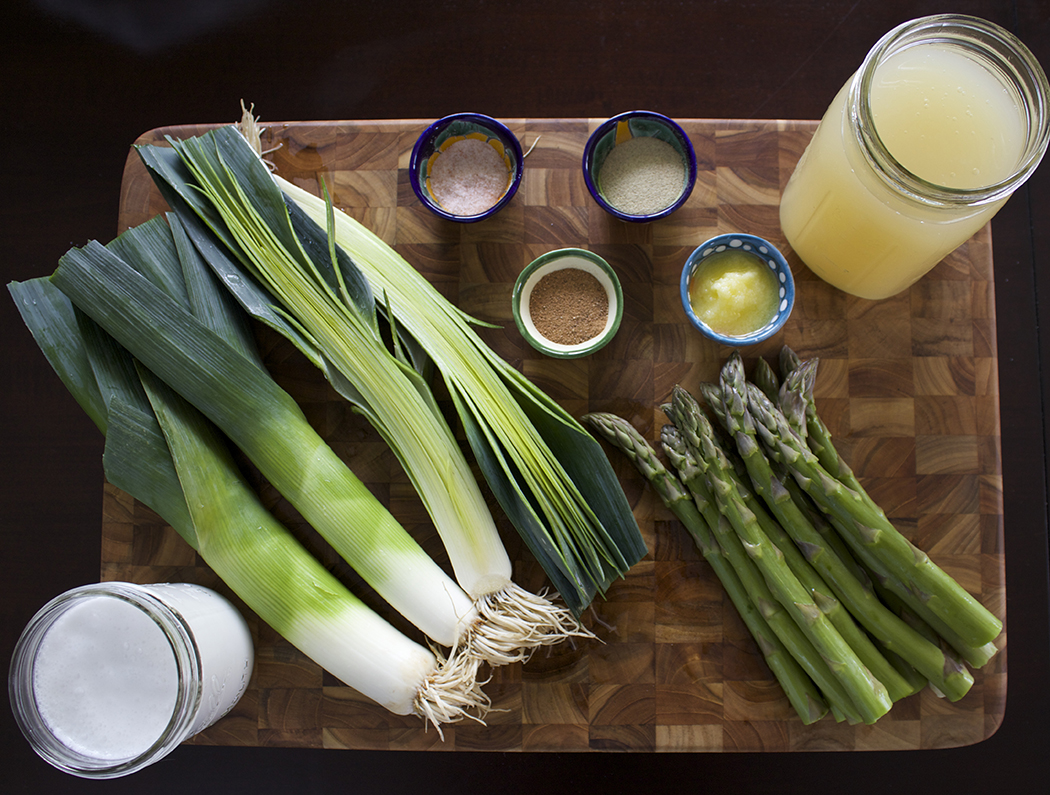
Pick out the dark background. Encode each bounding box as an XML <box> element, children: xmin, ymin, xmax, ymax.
<box><xmin>3</xmin><ymin>1</ymin><xmax>1048</xmax><ymax>792</ymax></box>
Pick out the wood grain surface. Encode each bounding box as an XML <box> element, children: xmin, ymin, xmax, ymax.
<box><xmin>108</xmin><ymin>118</ymin><xmax>1006</xmax><ymax>753</ymax></box>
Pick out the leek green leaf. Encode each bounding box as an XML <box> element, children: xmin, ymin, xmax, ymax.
<box><xmin>103</xmin><ymin>399</ymin><xmax>197</xmax><ymax>550</ymax></box>
<box><xmin>7</xmin><ymin>278</ymin><xmax>108</xmax><ymax>433</ymax></box>
<box><xmin>51</xmin><ymin>228</ymin><xmax>477</xmax><ymax>649</ymax></box>
<box><xmin>7</xmin><ymin>276</ymin><xmax>197</xmax><ymax>548</ymax></box>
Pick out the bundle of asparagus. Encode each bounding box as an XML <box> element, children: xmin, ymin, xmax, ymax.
<box><xmin>584</xmin><ymin>348</ymin><xmax>1002</xmax><ymax>725</ymax></box>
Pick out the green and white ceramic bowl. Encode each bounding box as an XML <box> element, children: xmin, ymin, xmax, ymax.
<box><xmin>512</xmin><ymin>249</ymin><xmax>623</xmax><ymax>359</ymax></box>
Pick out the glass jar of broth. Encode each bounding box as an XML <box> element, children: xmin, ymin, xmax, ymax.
<box><xmin>779</xmin><ymin>15</ymin><xmax>1050</xmax><ymax>299</ymax></box>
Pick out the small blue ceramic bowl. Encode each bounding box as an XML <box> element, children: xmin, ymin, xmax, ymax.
<box><xmin>583</xmin><ymin>110</ymin><xmax>697</xmax><ymax>223</ymax></box>
<box><xmin>409</xmin><ymin>113</ymin><xmax>523</xmax><ymax>223</ymax></box>
<box><xmin>680</xmin><ymin>233</ymin><xmax>794</xmax><ymax>347</ymax></box>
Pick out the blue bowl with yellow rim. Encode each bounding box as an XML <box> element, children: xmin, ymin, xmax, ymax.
<box><xmin>583</xmin><ymin>110</ymin><xmax>697</xmax><ymax>222</ymax></box>
<box><xmin>409</xmin><ymin>113</ymin><xmax>523</xmax><ymax>222</ymax></box>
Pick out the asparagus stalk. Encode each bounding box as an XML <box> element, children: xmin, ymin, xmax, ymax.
<box><xmin>796</xmin><ymin>481</ymin><xmax>997</xmax><ymax>670</ymax></box>
<box><xmin>744</xmin><ymin>382</ymin><xmax>1003</xmax><ymax>649</ymax></box>
<box><xmin>666</xmin><ymin>389</ymin><xmax>895</xmax><ymax>723</ymax></box>
<box><xmin>871</xmin><ymin>585</ymin><xmax>982</xmax><ymax>693</ymax></box>
<box><xmin>656</xmin><ymin>424</ymin><xmax>861</xmax><ymax>723</ymax></box>
<box><xmin>751</xmin><ymin>355</ymin><xmax>781</xmax><ymax>403</ymax></box>
<box><xmin>669</xmin><ymin>389</ymin><xmax>917</xmax><ymax>702</ymax></box>
<box><xmin>773</xmin><ymin>470</ymin><xmax>929</xmax><ymax>691</ymax></box>
<box><xmin>718</xmin><ymin>356</ymin><xmax>973</xmax><ymax>700</ymax></box>
<box><xmin>702</xmin><ymin>366</ymin><xmax>928</xmax><ymax>689</ymax></box>
<box><xmin>779</xmin><ymin>353</ymin><xmax>861</xmax><ymax>492</ymax></box>
<box><xmin>777</xmin><ymin>356</ymin><xmax>814</xmax><ymax>442</ymax></box>
<box><xmin>694</xmin><ymin>383</ymin><xmax>752</xmax><ymax>486</ymax></box>
<box><xmin>583</xmin><ymin>412</ymin><xmax>828</xmax><ymax>724</ymax></box>
<box><xmin>772</xmin><ymin>444</ymin><xmax>972</xmax><ymax>687</ymax></box>
<box><xmin>821</xmin><ymin>507</ymin><xmax>999</xmax><ymax>670</ymax></box>
<box><xmin>771</xmin><ymin>465</ymin><xmax>935</xmax><ymax>681</ymax></box>
<box><xmin>779</xmin><ymin>345</ymin><xmax>803</xmax><ymax>379</ymax></box>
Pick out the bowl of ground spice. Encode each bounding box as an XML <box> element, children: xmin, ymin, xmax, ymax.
<box><xmin>512</xmin><ymin>249</ymin><xmax>623</xmax><ymax>358</ymax></box>
<box><xmin>583</xmin><ymin>110</ymin><xmax>696</xmax><ymax>222</ymax></box>
<box><xmin>410</xmin><ymin>113</ymin><xmax>523</xmax><ymax>222</ymax></box>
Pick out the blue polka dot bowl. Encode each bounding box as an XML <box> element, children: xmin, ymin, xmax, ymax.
<box><xmin>409</xmin><ymin>113</ymin><xmax>523</xmax><ymax>223</ymax></box>
<box><xmin>583</xmin><ymin>110</ymin><xmax>697</xmax><ymax>223</ymax></box>
<box><xmin>680</xmin><ymin>233</ymin><xmax>794</xmax><ymax>347</ymax></box>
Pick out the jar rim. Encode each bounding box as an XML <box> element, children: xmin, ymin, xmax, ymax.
<box><xmin>8</xmin><ymin>583</ymin><xmax>203</xmax><ymax>779</ymax></box>
<box><xmin>851</xmin><ymin>13</ymin><xmax>1050</xmax><ymax>207</ymax></box>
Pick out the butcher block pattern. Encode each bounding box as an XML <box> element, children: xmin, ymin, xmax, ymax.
<box><xmin>106</xmin><ymin>118</ymin><xmax>1006</xmax><ymax>752</ymax></box>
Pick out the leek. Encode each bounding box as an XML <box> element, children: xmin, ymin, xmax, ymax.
<box><xmin>8</xmin><ymin>275</ymin><xmax>487</xmax><ymax>731</ymax></box>
<box><xmin>137</xmin><ymin>126</ymin><xmax>591</xmax><ymax>662</ymax></box>
<box><xmin>143</xmin><ymin>113</ymin><xmax>646</xmax><ymax>619</ymax></box>
<box><xmin>141</xmin><ymin>371</ymin><xmax>486</xmax><ymax>727</ymax></box>
<box><xmin>50</xmin><ymin>214</ymin><xmax>480</xmax><ymax>653</ymax></box>
<box><xmin>240</xmin><ymin>112</ymin><xmax>646</xmax><ymax>614</ymax></box>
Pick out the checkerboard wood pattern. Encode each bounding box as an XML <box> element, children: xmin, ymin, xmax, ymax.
<box><xmin>108</xmin><ymin>118</ymin><xmax>1006</xmax><ymax>752</ymax></box>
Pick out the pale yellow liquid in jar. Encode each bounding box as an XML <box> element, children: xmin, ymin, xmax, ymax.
<box><xmin>780</xmin><ymin>44</ymin><xmax>1025</xmax><ymax>299</ymax></box>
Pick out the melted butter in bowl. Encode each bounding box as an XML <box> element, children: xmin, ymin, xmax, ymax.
<box><xmin>681</xmin><ymin>234</ymin><xmax>794</xmax><ymax>347</ymax></box>
<box><xmin>688</xmin><ymin>249</ymin><xmax>781</xmax><ymax>336</ymax></box>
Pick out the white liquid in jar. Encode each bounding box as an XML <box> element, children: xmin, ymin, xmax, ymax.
<box><xmin>27</xmin><ymin>583</ymin><xmax>253</xmax><ymax>765</ymax></box>
<box><xmin>142</xmin><ymin>583</ymin><xmax>253</xmax><ymax>734</ymax></box>
<box><xmin>32</xmin><ymin>595</ymin><xmax>178</xmax><ymax>761</ymax></box>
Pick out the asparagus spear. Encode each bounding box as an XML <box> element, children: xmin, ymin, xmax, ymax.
<box><xmin>718</xmin><ymin>355</ymin><xmax>973</xmax><ymax>700</ymax></box>
<box><xmin>752</xmin><ymin>355</ymin><xmax>781</xmax><ymax>403</ymax></box>
<box><xmin>777</xmin><ymin>357</ymin><xmax>814</xmax><ymax>442</ymax></box>
<box><xmin>668</xmin><ymin>389</ymin><xmax>917</xmax><ymax>702</ymax></box>
<box><xmin>657</xmin><ymin>424</ymin><xmax>861</xmax><ymax>724</ymax></box>
<box><xmin>779</xmin><ymin>344</ymin><xmax>802</xmax><ymax>379</ymax></box>
<box><xmin>583</xmin><ymin>412</ymin><xmax>828</xmax><ymax>724</ymax></box>
<box><xmin>666</xmin><ymin>391</ymin><xmax>892</xmax><ymax>724</ymax></box>
<box><xmin>820</xmin><ymin>506</ymin><xmax>999</xmax><ymax>670</ymax></box>
<box><xmin>778</xmin><ymin>347</ymin><xmax>858</xmax><ymax>491</ymax></box>
<box><xmin>790</xmin><ymin>478</ymin><xmax>997</xmax><ymax>670</ymax></box>
<box><xmin>694</xmin><ymin>383</ymin><xmax>752</xmax><ymax>486</ymax></box>
<box><xmin>744</xmin><ymin>382</ymin><xmax>1003</xmax><ymax>649</ymax></box>
<box><xmin>770</xmin><ymin>440</ymin><xmax>974</xmax><ymax>687</ymax></box>
<box><xmin>870</xmin><ymin>584</ymin><xmax>987</xmax><ymax>693</ymax></box>
<box><xmin>706</xmin><ymin>369</ymin><xmax>923</xmax><ymax>684</ymax></box>
<box><xmin>772</xmin><ymin>469</ymin><xmax>930</xmax><ymax>692</ymax></box>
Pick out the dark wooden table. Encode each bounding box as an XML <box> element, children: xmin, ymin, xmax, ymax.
<box><xmin>3</xmin><ymin>1</ymin><xmax>1048</xmax><ymax>792</ymax></box>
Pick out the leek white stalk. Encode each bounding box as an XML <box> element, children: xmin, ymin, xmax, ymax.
<box><xmin>141</xmin><ymin>368</ymin><xmax>487</xmax><ymax>726</ymax></box>
<box><xmin>146</xmin><ymin>128</ymin><xmax>589</xmax><ymax>664</ymax></box>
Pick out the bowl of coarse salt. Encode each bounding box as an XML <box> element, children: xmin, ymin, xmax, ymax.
<box><xmin>409</xmin><ymin>113</ymin><xmax>524</xmax><ymax>222</ymax></box>
<box><xmin>512</xmin><ymin>248</ymin><xmax>623</xmax><ymax>359</ymax></box>
<box><xmin>583</xmin><ymin>110</ymin><xmax>697</xmax><ymax>222</ymax></box>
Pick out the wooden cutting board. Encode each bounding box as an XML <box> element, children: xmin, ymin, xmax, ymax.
<box><xmin>108</xmin><ymin>118</ymin><xmax>1006</xmax><ymax>752</ymax></box>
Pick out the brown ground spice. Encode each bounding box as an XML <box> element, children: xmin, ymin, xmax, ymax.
<box><xmin>529</xmin><ymin>268</ymin><xmax>609</xmax><ymax>345</ymax></box>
